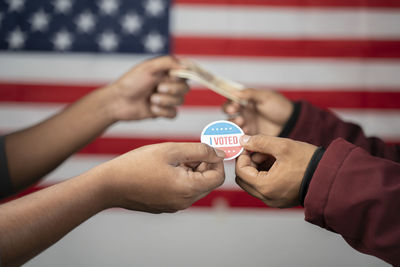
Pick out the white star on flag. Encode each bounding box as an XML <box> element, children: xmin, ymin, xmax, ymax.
<box><xmin>144</xmin><ymin>0</ymin><xmax>165</xmax><ymax>17</ymax></box>
<box><xmin>143</xmin><ymin>31</ymin><xmax>164</xmax><ymax>53</ymax></box>
<box><xmin>98</xmin><ymin>31</ymin><xmax>119</xmax><ymax>51</ymax></box>
<box><xmin>30</xmin><ymin>9</ymin><xmax>51</xmax><ymax>32</ymax></box>
<box><xmin>53</xmin><ymin>29</ymin><xmax>74</xmax><ymax>51</ymax></box>
<box><xmin>99</xmin><ymin>0</ymin><xmax>119</xmax><ymax>16</ymax></box>
<box><xmin>7</xmin><ymin>27</ymin><xmax>26</xmax><ymax>49</ymax></box>
<box><xmin>6</xmin><ymin>0</ymin><xmax>25</xmax><ymax>12</ymax></box>
<box><xmin>121</xmin><ymin>13</ymin><xmax>142</xmax><ymax>34</ymax></box>
<box><xmin>53</xmin><ymin>0</ymin><xmax>73</xmax><ymax>14</ymax></box>
<box><xmin>76</xmin><ymin>11</ymin><xmax>96</xmax><ymax>33</ymax></box>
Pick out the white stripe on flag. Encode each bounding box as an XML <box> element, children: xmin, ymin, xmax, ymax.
<box><xmin>1</xmin><ymin>53</ymin><xmax>400</xmax><ymax>88</ymax></box>
<box><xmin>172</xmin><ymin>5</ymin><xmax>400</xmax><ymax>39</ymax></box>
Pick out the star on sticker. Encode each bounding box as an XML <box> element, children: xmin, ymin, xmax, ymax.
<box><xmin>53</xmin><ymin>0</ymin><xmax>73</xmax><ymax>14</ymax></box>
<box><xmin>98</xmin><ymin>0</ymin><xmax>119</xmax><ymax>15</ymax></box>
<box><xmin>144</xmin><ymin>0</ymin><xmax>165</xmax><ymax>17</ymax></box>
<box><xmin>143</xmin><ymin>32</ymin><xmax>165</xmax><ymax>53</ymax></box>
<box><xmin>53</xmin><ymin>29</ymin><xmax>73</xmax><ymax>51</ymax></box>
<box><xmin>76</xmin><ymin>11</ymin><xmax>96</xmax><ymax>33</ymax></box>
<box><xmin>6</xmin><ymin>0</ymin><xmax>25</xmax><ymax>12</ymax></box>
<box><xmin>30</xmin><ymin>9</ymin><xmax>51</xmax><ymax>32</ymax></box>
<box><xmin>121</xmin><ymin>13</ymin><xmax>142</xmax><ymax>34</ymax></box>
<box><xmin>97</xmin><ymin>31</ymin><xmax>119</xmax><ymax>52</ymax></box>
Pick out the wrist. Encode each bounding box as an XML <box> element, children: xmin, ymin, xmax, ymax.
<box><xmin>80</xmin><ymin>165</ymin><xmax>117</xmax><ymax>211</ymax></box>
<box><xmin>93</xmin><ymin>84</ymin><xmax>122</xmax><ymax>124</ymax></box>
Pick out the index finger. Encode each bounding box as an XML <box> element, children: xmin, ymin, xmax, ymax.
<box><xmin>235</xmin><ymin>153</ymin><xmax>268</xmax><ymax>186</ymax></box>
<box><xmin>170</xmin><ymin>143</ymin><xmax>225</xmax><ymax>164</ymax></box>
<box><xmin>240</xmin><ymin>135</ymin><xmax>287</xmax><ymax>158</ymax></box>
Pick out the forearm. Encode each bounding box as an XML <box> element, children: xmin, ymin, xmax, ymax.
<box><xmin>5</xmin><ymin>86</ymin><xmax>117</xmax><ymax>192</ymax></box>
<box><xmin>288</xmin><ymin>101</ymin><xmax>400</xmax><ymax>161</ymax></box>
<box><xmin>304</xmin><ymin>139</ymin><xmax>400</xmax><ymax>265</ymax></box>
<box><xmin>0</xmin><ymin>168</ymin><xmax>110</xmax><ymax>266</ymax></box>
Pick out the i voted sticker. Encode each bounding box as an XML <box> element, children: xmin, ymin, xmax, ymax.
<box><xmin>201</xmin><ymin>120</ymin><xmax>244</xmax><ymax>160</ymax></box>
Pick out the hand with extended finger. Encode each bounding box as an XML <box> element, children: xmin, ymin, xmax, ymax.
<box><xmin>235</xmin><ymin>135</ymin><xmax>317</xmax><ymax>208</ymax></box>
<box><xmin>95</xmin><ymin>142</ymin><xmax>226</xmax><ymax>213</ymax></box>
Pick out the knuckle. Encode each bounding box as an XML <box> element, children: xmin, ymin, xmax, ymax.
<box><xmin>215</xmin><ymin>175</ymin><xmax>225</xmax><ymax>187</ymax></box>
<box><xmin>168</xmin><ymin>96</ymin><xmax>181</xmax><ymax>106</ymax></box>
<box><xmin>252</xmin><ymin>136</ymin><xmax>265</xmax><ymax>149</ymax></box>
<box><xmin>278</xmin><ymin>139</ymin><xmax>291</xmax><ymax>154</ymax></box>
<box><xmin>174</xmin><ymin>190</ymin><xmax>194</xmax><ymax>210</ymax></box>
<box><xmin>199</xmin><ymin>143</ymin><xmax>213</xmax><ymax>157</ymax></box>
<box><xmin>259</xmin><ymin>185</ymin><xmax>273</xmax><ymax>197</ymax></box>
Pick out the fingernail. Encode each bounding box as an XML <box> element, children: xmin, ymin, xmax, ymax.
<box><xmin>214</xmin><ymin>148</ymin><xmax>226</xmax><ymax>158</ymax></box>
<box><xmin>241</xmin><ymin>135</ymin><xmax>250</xmax><ymax>144</ymax></box>
<box><xmin>151</xmin><ymin>95</ymin><xmax>162</xmax><ymax>104</ymax></box>
<box><xmin>151</xmin><ymin>105</ymin><xmax>161</xmax><ymax>113</ymax></box>
<box><xmin>226</xmin><ymin>106</ymin><xmax>237</xmax><ymax>114</ymax></box>
<box><xmin>158</xmin><ymin>85</ymin><xmax>169</xmax><ymax>93</ymax></box>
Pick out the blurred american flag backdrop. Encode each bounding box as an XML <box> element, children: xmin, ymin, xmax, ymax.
<box><xmin>0</xmin><ymin>0</ymin><xmax>399</xmax><ymax>266</ymax></box>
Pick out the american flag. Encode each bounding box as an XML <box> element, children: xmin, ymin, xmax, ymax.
<box><xmin>0</xmin><ymin>0</ymin><xmax>399</xmax><ymax>266</ymax></box>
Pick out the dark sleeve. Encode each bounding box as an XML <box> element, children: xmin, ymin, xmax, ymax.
<box><xmin>287</xmin><ymin>101</ymin><xmax>400</xmax><ymax>162</ymax></box>
<box><xmin>0</xmin><ymin>136</ymin><xmax>13</xmax><ymax>198</ymax></box>
<box><xmin>304</xmin><ymin>138</ymin><xmax>400</xmax><ymax>265</ymax></box>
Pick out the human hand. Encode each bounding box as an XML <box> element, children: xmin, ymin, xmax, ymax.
<box><xmin>235</xmin><ymin>135</ymin><xmax>317</xmax><ymax>208</ymax></box>
<box><xmin>96</xmin><ymin>143</ymin><xmax>225</xmax><ymax>213</ymax></box>
<box><xmin>106</xmin><ymin>56</ymin><xmax>189</xmax><ymax>121</ymax></box>
<box><xmin>223</xmin><ymin>89</ymin><xmax>293</xmax><ymax>136</ymax></box>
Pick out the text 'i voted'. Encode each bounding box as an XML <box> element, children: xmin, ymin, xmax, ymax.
<box><xmin>201</xmin><ymin>120</ymin><xmax>244</xmax><ymax>160</ymax></box>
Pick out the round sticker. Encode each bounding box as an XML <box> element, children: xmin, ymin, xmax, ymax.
<box><xmin>201</xmin><ymin>120</ymin><xmax>244</xmax><ymax>160</ymax></box>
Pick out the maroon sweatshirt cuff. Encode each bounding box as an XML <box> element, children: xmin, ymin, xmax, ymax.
<box><xmin>304</xmin><ymin>138</ymin><xmax>355</xmax><ymax>229</ymax></box>
<box><xmin>278</xmin><ymin>101</ymin><xmax>301</xmax><ymax>138</ymax></box>
<box><xmin>298</xmin><ymin>146</ymin><xmax>325</xmax><ymax>206</ymax></box>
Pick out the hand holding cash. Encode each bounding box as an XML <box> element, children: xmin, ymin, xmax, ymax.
<box><xmin>170</xmin><ymin>59</ymin><xmax>248</xmax><ymax>106</ymax></box>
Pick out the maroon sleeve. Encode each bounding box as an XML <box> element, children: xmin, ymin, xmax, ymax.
<box><xmin>289</xmin><ymin>101</ymin><xmax>400</xmax><ymax>162</ymax></box>
<box><xmin>304</xmin><ymin>138</ymin><xmax>400</xmax><ymax>265</ymax></box>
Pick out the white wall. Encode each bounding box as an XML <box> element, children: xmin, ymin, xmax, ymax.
<box><xmin>26</xmin><ymin>209</ymin><xmax>388</xmax><ymax>267</ymax></box>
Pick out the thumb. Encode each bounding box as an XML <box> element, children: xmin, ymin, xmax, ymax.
<box><xmin>235</xmin><ymin>88</ymin><xmax>268</xmax><ymax>103</ymax></box>
<box><xmin>148</xmin><ymin>56</ymin><xmax>182</xmax><ymax>74</ymax></box>
<box><xmin>240</xmin><ymin>134</ymin><xmax>286</xmax><ymax>157</ymax></box>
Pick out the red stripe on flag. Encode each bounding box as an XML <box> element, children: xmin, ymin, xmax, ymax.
<box><xmin>79</xmin><ymin>137</ymin><xmax>199</xmax><ymax>155</ymax></box>
<box><xmin>0</xmin><ymin>82</ymin><xmax>97</xmax><ymax>103</ymax></box>
<box><xmin>174</xmin><ymin>0</ymin><xmax>400</xmax><ymax>8</ymax></box>
<box><xmin>173</xmin><ymin>37</ymin><xmax>400</xmax><ymax>59</ymax></box>
<box><xmin>192</xmin><ymin>189</ymin><xmax>303</xmax><ymax>209</ymax></box>
<box><xmin>185</xmin><ymin>88</ymin><xmax>400</xmax><ymax>110</ymax></box>
<box><xmin>1</xmin><ymin>82</ymin><xmax>400</xmax><ymax>109</ymax></box>
<box><xmin>2</xmin><ymin>186</ymin><xmax>302</xmax><ymax>210</ymax></box>
<box><xmin>280</xmin><ymin>90</ymin><xmax>400</xmax><ymax>110</ymax></box>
